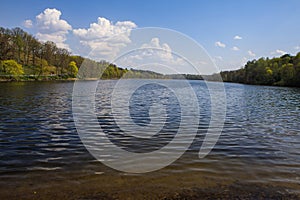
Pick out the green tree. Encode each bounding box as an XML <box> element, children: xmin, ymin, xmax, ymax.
<box><xmin>11</xmin><ymin>27</ymin><xmax>25</xmax><ymax>64</ymax></box>
<box><xmin>1</xmin><ymin>60</ymin><xmax>24</xmax><ymax>80</ymax></box>
<box><xmin>68</xmin><ymin>61</ymin><xmax>78</xmax><ymax>77</ymax></box>
<box><xmin>280</xmin><ymin>63</ymin><xmax>295</xmax><ymax>85</ymax></box>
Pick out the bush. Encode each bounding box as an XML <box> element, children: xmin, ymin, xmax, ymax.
<box><xmin>1</xmin><ymin>60</ymin><xmax>24</xmax><ymax>80</ymax></box>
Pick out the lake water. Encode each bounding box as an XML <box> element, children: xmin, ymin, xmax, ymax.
<box><xmin>0</xmin><ymin>80</ymin><xmax>299</xmax><ymax>199</ymax></box>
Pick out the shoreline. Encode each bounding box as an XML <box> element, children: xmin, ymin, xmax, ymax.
<box><xmin>1</xmin><ymin>77</ymin><xmax>300</xmax><ymax>88</ymax></box>
<box><xmin>1</xmin><ymin>171</ymin><xmax>299</xmax><ymax>200</ymax></box>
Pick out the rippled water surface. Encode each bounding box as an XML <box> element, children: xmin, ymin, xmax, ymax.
<box><xmin>0</xmin><ymin>80</ymin><xmax>299</xmax><ymax>199</ymax></box>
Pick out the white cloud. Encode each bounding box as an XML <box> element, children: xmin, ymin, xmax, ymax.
<box><xmin>73</xmin><ymin>17</ymin><xmax>136</xmax><ymax>60</ymax></box>
<box><xmin>294</xmin><ymin>46</ymin><xmax>300</xmax><ymax>50</ymax></box>
<box><xmin>23</xmin><ymin>19</ymin><xmax>33</xmax><ymax>28</ymax></box>
<box><xmin>116</xmin><ymin>37</ymin><xmax>190</xmax><ymax>74</ymax></box>
<box><xmin>248</xmin><ymin>50</ymin><xmax>256</xmax><ymax>57</ymax></box>
<box><xmin>141</xmin><ymin>38</ymin><xmax>176</xmax><ymax>62</ymax></box>
<box><xmin>215</xmin><ymin>41</ymin><xmax>226</xmax><ymax>48</ymax></box>
<box><xmin>234</xmin><ymin>35</ymin><xmax>242</xmax><ymax>40</ymax></box>
<box><xmin>36</xmin><ymin>8</ymin><xmax>72</xmax><ymax>49</ymax></box>
<box><xmin>117</xmin><ymin>37</ymin><xmax>185</xmax><ymax>69</ymax></box>
<box><xmin>271</xmin><ymin>49</ymin><xmax>287</xmax><ymax>56</ymax></box>
<box><xmin>231</xmin><ymin>46</ymin><xmax>240</xmax><ymax>51</ymax></box>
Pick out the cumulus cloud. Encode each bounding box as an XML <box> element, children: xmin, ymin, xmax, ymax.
<box><xmin>271</xmin><ymin>49</ymin><xmax>287</xmax><ymax>56</ymax></box>
<box><xmin>215</xmin><ymin>41</ymin><xmax>226</xmax><ymax>48</ymax></box>
<box><xmin>234</xmin><ymin>35</ymin><xmax>242</xmax><ymax>40</ymax></box>
<box><xmin>73</xmin><ymin>17</ymin><xmax>136</xmax><ymax>60</ymax></box>
<box><xmin>140</xmin><ymin>38</ymin><xmax>178</xmax><ymax>62</ymax></box>
<box><xmin>248</xmin><ymin>50</ymin><xmax>256</xmax><ymax>57</ymax></box>
<box><xmin>23</xmin><ymin>19</ymin><xmax>33</xmax><ymax>28</ymax></box>
<box><xmin>36</xmin><ymin>8</ymin><xmax>72</xmax><ymax>49</ymax></box>
<box><xmin>231</xmin><ymin>46</ymin><xmax>240</xmax><ymax>51</ymax></box>
<box><xmin>115</xmin><ymin>37</ymin><xmax>187</xmax><ymax>74</ymax></box>
<box><xmin>295</xmin><ymin>46</ymin><xmax>300</xmax><ymax>50</ymax></box>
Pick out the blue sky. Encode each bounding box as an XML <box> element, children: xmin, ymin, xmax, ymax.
<box><xmin>1</xmin><ymin>0</ymin><xmax>300</xmax><ymax>73</ymax></box>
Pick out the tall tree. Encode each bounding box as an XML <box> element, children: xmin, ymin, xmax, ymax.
<box><xmin>11</xmin><ymin>27</ymin><xmax>25</xmax><ymax>64</ymax></box>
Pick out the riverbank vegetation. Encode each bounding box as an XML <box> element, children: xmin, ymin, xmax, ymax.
<box><xmin>0</xmin><ymin>27</ymin><xmax>83</xmax><ymax>80</ymax></box>
<box><xmin>220</xmin><ymin>53</ymin><xmax>300</xmax><ymax>87</ymax></box>
<box><xmin>0</xmin><ymin>27</ymin><xmax>299</xmax><ymax>86</ymax></box>
<box><xmin>0</xmin><ymin>27</ymin><xmax>167</xmax><ymax>81</ymax></box>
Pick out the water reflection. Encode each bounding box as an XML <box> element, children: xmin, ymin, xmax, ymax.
<box><xmin>0</xmin><ymin>80</ymin><xmax>299</xmax><ymax>198</ymax></box>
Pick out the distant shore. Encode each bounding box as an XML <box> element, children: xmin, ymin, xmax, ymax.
<box><xmin>1</xmin><ymin>76</ymin><xmax>300</xmax><ymax>89</ymax></box>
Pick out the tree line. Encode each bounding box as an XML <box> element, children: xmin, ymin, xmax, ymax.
<box><xmin>1</xmin><ymin>26</ymin><xmax>299</xmax><ymax>86</ymax></box>
<box><xmin>0</xmin><ymin>27</ymin><xmax>171</xmax><ymax>81</ymax></box>
<box><xmin>0</xmin><ymin>27</ymin><xmax>86</xmax><ymax>80</ymax></box>
<box><xmin>220</xmin><ymin>53</ymin><xmax>300</xmax><ymax>87</ymax></box>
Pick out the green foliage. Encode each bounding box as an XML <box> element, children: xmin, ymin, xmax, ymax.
<box><xmin>221</xmin><ymin>53</ymin><xmax>300</xmax><ymax>87</ymax></box>
<box><xmin>69</xmin><ymin>56</ymin><xmax>84</xmax><ymax>68</ymax></box>
<box><xmin>1</xmin><ymin>60</ymin><xmax>24</xmax><ymax>80</ymax></box>
<box><xmin>0</xmin><ymin>27</ymin><xmax>166</xmax><ymax>81</ymax></box>
<box><xmin>1</xmin><ymin>26</ymin><xmax>299</xmax><ymax>85</ymax></box>
<box><xmin>68</xmin><ymin>61</ymin><xmax>78</xmax><ymax>77</ymax></box>
<box><xmin>0</xmin><ymin>26</ymin><xmax>85</xmax><ymax>80</ymax></box>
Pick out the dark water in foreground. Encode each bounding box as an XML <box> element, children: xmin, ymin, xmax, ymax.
<box><xmin>0</xmin><ymin>80</ymin><xmax>299</xmax><ymax>199</ymax></box>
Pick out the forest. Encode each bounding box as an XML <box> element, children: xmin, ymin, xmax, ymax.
<box><xmin>220</xmin><ymin>53</ymin><xmax>300</xmax><ymax>87</ymax></box>
<box><xmin>0</xmin><ymin>27</ymin><xmax>161</xmax><ymax>81</ymax></box>
<box><xmin>0</xmin><ymin>27</ymin><xmax>299</xmax><ymax>87</ymax></box>
<box><xmin>0</xmin><ymin>27</ymin><xmax>83</xmax><ymax>80</ymax></box>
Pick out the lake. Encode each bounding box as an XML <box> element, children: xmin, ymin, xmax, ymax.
<box><xmin>0</xmin><ymin>80</ymin><xmax>299</xmax><ymax>199</ymax></box>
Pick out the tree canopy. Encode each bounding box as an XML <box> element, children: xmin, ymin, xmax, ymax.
<box><xmin>68</xmin><ymin>61</ymin><xmax>78</xmax><ymax>78</ymax></box>
<box><xmin>0</xmin><ymin>26</ymin><xmax>299</xmax><ymax>86</ymax></box>
<box><xmin>0</xmin><ymin>26</ymin><xmax>86</xmax><ymax>80</ymax></box>
<box><xmin>220</xmin><ymin>53</ymin><xmax>300</xmax><ymax>87</ymax></box>
<box><xmin>0</xmin><ymin>27</ymin><xmax>167</xmax><ymax>81</ymax></box>
<box><xmin>0</xmin><ymin>60</ymin><xmax>24</xmax><ymax>80</ymax></box>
